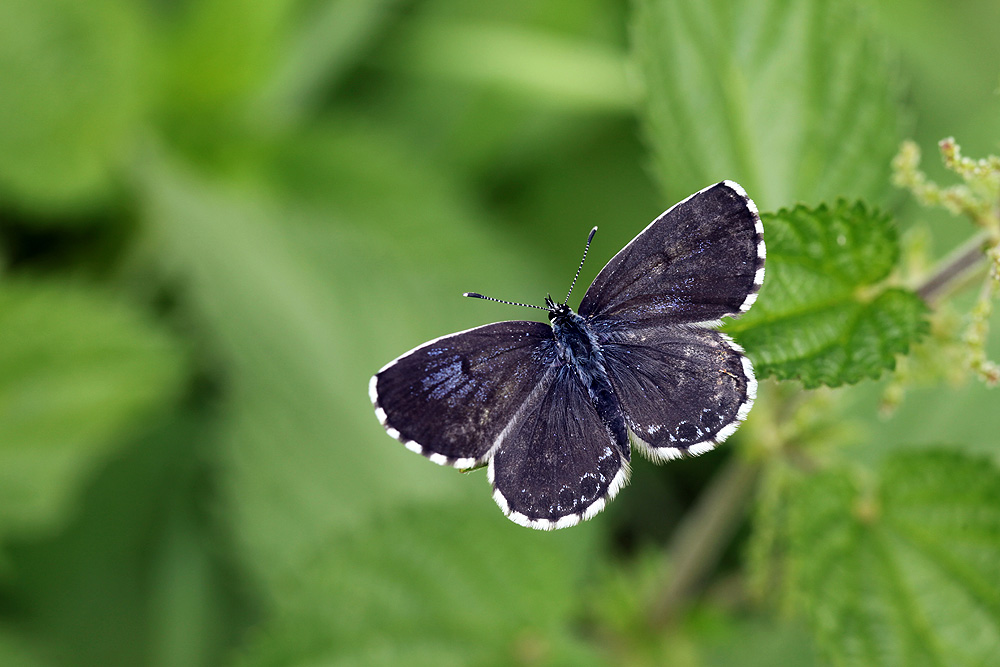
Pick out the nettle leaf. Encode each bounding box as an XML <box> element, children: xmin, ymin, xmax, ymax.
<box><xmin>235</xmin><ymin>505</ymin><xmax>600</xmax><ymax>667</ymax></box>
<box><xmin>0</xmin><ymin>282</ymin><xmax>185</xmax><ymax>538</ymax></box>
<box><xmin>381</xmin><ymin>19</ymin><xmax>632</xmax><ymax>113</ymax></box>
<box><xmin>725</xmin><ymin>201</ymin><xmax>928</xmax><ymax>387</ymax></box>
<box><xmin>163</xmin><ymin>0</ymin><xmax>301</xmax><ymax>112</ymax></box>
<box><xmin>252</xmin><ymin>0</ymin><xmax>403</xmax><ymax>123</ymax></box>
<box><xmin>787</xmin><ymin>449</ymin><xmax>1000</xmax><ymax>666</ymax></box>
<box><xmin>0</xmin><ymin>0</ymin><xmax>148</xmax><ymax>212</ymax></box>
<box><xmin>0</xmin><ymin>629</ymin><xmax>50</xmax><ymax>667</ymax></box>
<box><xmin>632</xmin><ymin>0</ymin><xmax>902</xmax><ymax>211</ymax></box>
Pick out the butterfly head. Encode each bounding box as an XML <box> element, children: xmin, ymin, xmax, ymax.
<box><xmin>545</xmin><ymin>295</ymin><xmax>573</xmax><ymax>324</ymax></box>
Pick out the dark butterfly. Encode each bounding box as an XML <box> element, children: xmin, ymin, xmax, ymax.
<box><xmin>370</xmin><ymin>181</ymin><xmax>765</xmax><ymax>530</ymax></box>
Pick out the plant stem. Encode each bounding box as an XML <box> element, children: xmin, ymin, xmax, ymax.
<box><xmin>649</xmin><ymin>455</ymin><xmax>762</xmax><ymax>627</ymax></box>
<box><xmin>916</xmin><ymin>231</ymin><xmax>991</xmax><ymax>304</ymax></box>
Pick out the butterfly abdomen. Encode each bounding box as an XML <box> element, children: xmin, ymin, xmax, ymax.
<box><xmin>551</xmin><ymin>309</ymin><xmax>630</xmax><ymax>459</ymax></box>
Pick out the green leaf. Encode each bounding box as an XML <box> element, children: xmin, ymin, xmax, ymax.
<box><xmin>380</xmin><ymin>19</ymin><xmax>633</xmax><ymax>112</ymax></box>
<box><xmin>787</xmin><ymin>449</ymin><xmax>1000</xmax><ymax>667</ymax></box>
<box><xmin>4</xmin><ymin>413</ymin><xmax>245</xmax><ymax>667</ymax></box>
<box><xmin>0</xmin><ymin>629</ymin><xmax>51</xmax><ymax>667</ymax></box>
<box><xmin>700</xmin><ymin>616</ymin><xmax>820</xmax><ymax>667</ymax></box>
<box><xmin>632</xmin><ymin>0</ymin><xmax>903</xmax><ymax>210</ymax></box>
<box><xmin>235</xmin><ymin>505</ymin><xmax>602</xmax><ymax>667</ymax></box>
<box><xmin>252</xmin><ymin>0</ymin><xmax>404</xmax><ymax>125</ymax></box>
<box><xmin>726</xmin><ymin>201</ymin><xmax>928</xmax><ymax>387</ymax></box>
<box><xmin>0</xmin><ymin>0</ymin><xmax>147</xmax><ymax>212</ymax></box>
<box><xmin>0</xmin><ymin>282</ymin><xmax>185</xmax><ymax>538</ymax></box>
<box><xmin>163</xmin><ymin>0</ymin><xmax>302</xmax><ymax>113</ymax></box>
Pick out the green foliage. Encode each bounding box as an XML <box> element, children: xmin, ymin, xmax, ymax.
<box><xmin>382</xmin><ymin>18</ymin><xmax>632</xmax><ymax>112</ymax></box>
<box><xmin>236</xmin><ymin>506</ymin><xmax>603</xmax><ymax>667</ymax></box>
<box><xmin>0</xmin><ymin>0</ymin><xmax>998</xmax><ymax>666</ymax></box>
<box><xmin>727</xmin><ymin>202</ymin><xmax>929</xmax><ymax>387</ymax></box>
<box><xmin>4</xmin><ymin>415</ymin><xmax>245</xmax><ymax>667</ymax></box>
<box><xmin>0</xmin><ymin>0</ymin><xmax>148</xmax><ymax>212</ymax></box>
<box><xmin>893</xmin><ymin>138</ymin><xmax>1000</xmax><ymax>387</ymax></box>
<box><xmin>632</xmin><ymin>0</ymin><xmax>902</xmax><ymax>210</ymax></box>
<box><xmin>162</xmin><ymin>0</ymin><xmax>301</xmax><ymax>113</ymax></box>
<box><xmin>787</xmin><ymin>449</ymin><xmax>1000</xmax><ymax>666</ymax></box>
<box><xmin>0</xmin><ymin>282</ymin><xmax>184</xmax><ymax>539</ymax></box>
<box><xmin>0</xmin><ymin>630</ymin><xmax>49</xmax><ymax>667</ymax></box>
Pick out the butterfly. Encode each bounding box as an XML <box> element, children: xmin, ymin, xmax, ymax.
<box><xmin>370</xmin><ymin>181</ymin><xmax>765</xmax><ymax>530</ymax></box>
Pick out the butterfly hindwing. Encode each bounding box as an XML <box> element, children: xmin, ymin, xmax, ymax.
<box><xmin>597</xmin><ymin>322</ymin><xmax>756</xmax><ymax>460</ymax></box>
<box><xmin>489</xmin><ymin>365</ymin><xmax>630</xmax><ymax>530</ymax></box>
<box><xmin>579</xmin><ymin>181</ymin><xmax>765</xmax><ymax>326</ymax></box>
<box><xmin>371</xmin><ymin>321</ymin><xmax>556</xmax><ymax>468</ymax></box>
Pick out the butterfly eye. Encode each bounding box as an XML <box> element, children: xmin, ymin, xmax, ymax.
<box><xmin>547</xmin><ymin>304</ymin><xmax>572</xmax><ymax>323</ymax></box>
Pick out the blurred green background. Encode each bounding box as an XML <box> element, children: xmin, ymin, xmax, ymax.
<box><xmin>1</xmin><ymin>0</ymin><xmax>999</xmax><ymax>665</ymax></box>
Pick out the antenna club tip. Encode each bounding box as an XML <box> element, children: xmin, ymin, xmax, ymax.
<box><xmin>463</xmin><ymin>292</ymin><xmax>481</xmax><ymax>298</ymax></box>
<box><xmin>588</xmin><ymin>226</ymin><xmax>598</xmax><ymax>238</ymax></box>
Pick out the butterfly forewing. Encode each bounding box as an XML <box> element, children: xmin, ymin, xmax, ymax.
<box><xmin>371</xmin><ymin>321</ymin><xmax>556</xmax><ymax>468</ymax></box>
<box><xmin>579</xmin><ymin>181</ymin><xmax>765</xmax><ymax>326</ymax></box>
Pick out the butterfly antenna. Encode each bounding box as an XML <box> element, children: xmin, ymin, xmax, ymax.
<box><xmin>463</xmin><ymin>292</ymin><xmax>548</xmax><ymax>311</ymax></box>
<box><xmin>564</xmin><ymin>226</ymin><xmax>598</xmax><ymax>304</ymax></box>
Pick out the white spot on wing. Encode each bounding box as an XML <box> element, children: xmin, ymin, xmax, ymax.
<box><xmin>722</xmin><ymin>179</ymin><xmax>747</xmax><ymax>200</ymax></box>
<box><xmin>509</xmin><ymin>511</ymin><xmax>532</xmax><ymax>528</ymax></box>
<box><xmin>654</xmin><ymin>447</ymin><xmax>685</xmax><ymax>462</ymax></box>
<box><xmin>724</xmin><ymin>336</ymin><xmax>746</xmax><ymax>353</ymax></box>
<box><xmin>715</xmin><ymin>421</ymin><xmax>739</xmax><ymax>443</ymax></box>
<box><xmin>739</xmin><ymin>291</ymin><xmax>758</xmax><ymax>312</ymax></box>
<box><xmin>492</xmin><ymin>485</ymin><xmax>510</xmax><ymax>514</ymax></box>
<box><xmin>722</xmin><ymin>179</ymin><xmax>760</xmax><ymax>217</ymax></box>
<box><xmin>688</xmin><ymin>441</ymin><xmax>717</xmax><ymax>456</ymax></box>
<box><xmin>742</xmin><ymin>355</ymin><xmax>757</xmax><ymax>401</ymax></box>
<box><xmin>608</xmin><ymin>464</ymin><xmax>630</xmax><ymax>497</ymax></box>
<box><xmin>582</xmin><ymin>497</ymin><xmax>606</xmax><ymax>520</ymax></box>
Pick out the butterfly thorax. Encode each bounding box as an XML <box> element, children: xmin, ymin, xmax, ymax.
<box><xmin>548</xmin><ymin>305</ymin><xmax>596</xmax><ymax>365</ymax></box>
<box><xmin>548</xmin><ymin>302</ymin><xmax>630</xmax><ymax>459</ymax></box>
